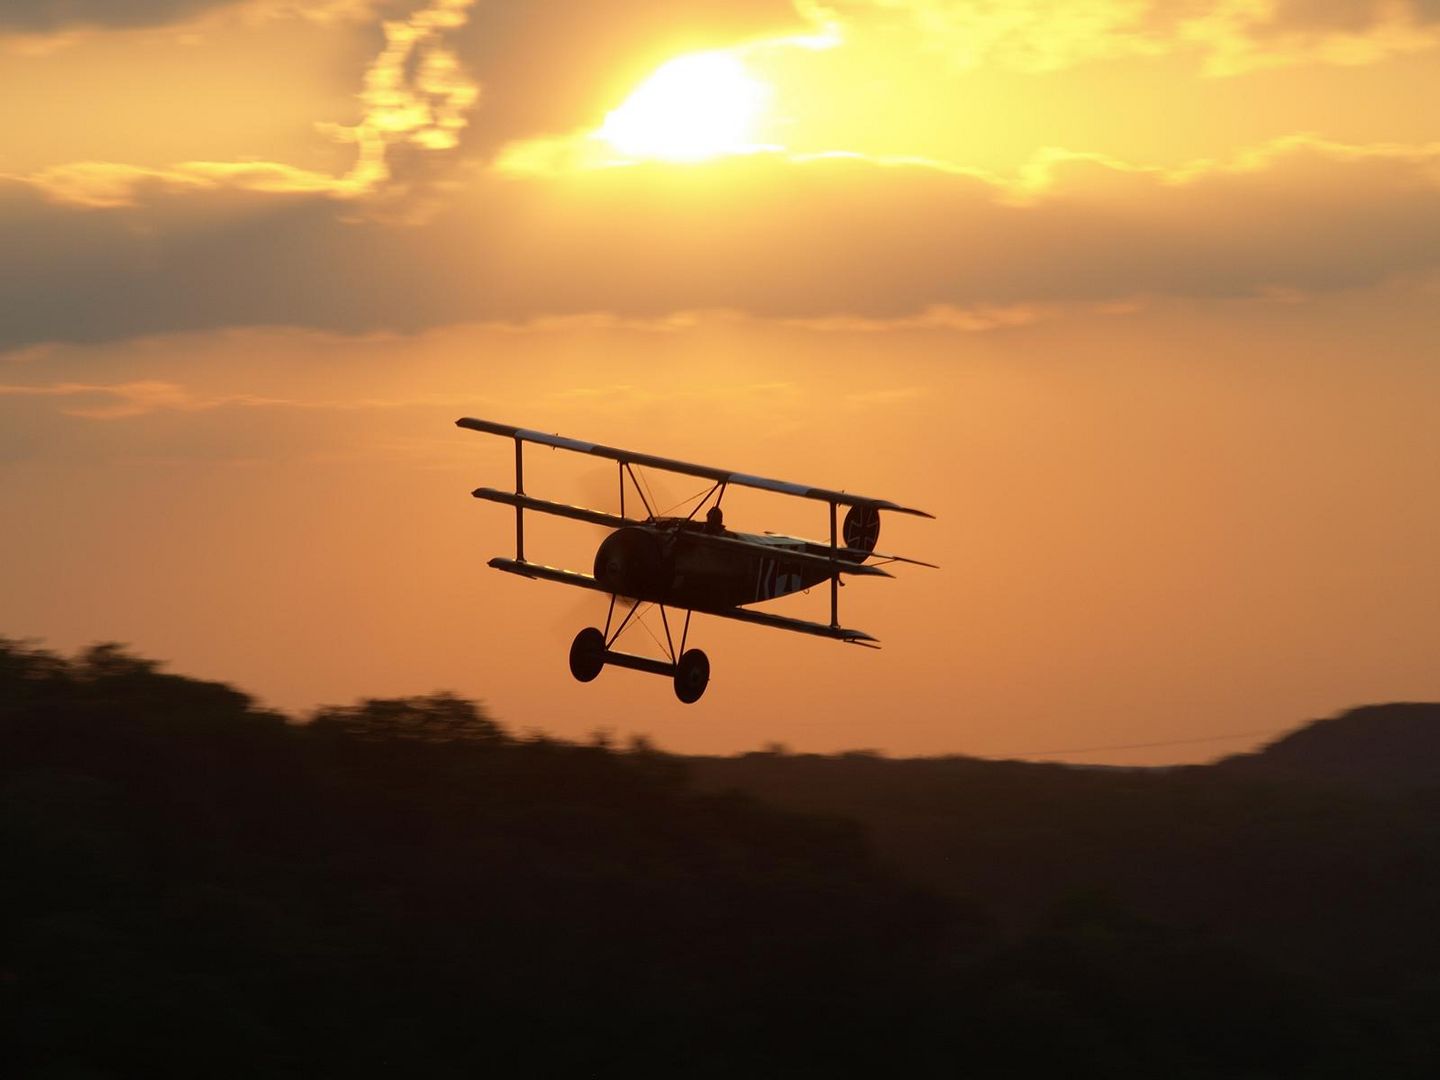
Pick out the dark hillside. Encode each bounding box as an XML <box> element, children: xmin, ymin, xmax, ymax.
<box><xmin>1215</xmin><ymin>703</ymin><xmax>1440</xmax><ymax>790</ymax></box>
<box><xmin>688</xmin><ymin>714</ymin><xmax>1440</xmax><ymax>988</ymax></box>
<box><xmin>4</xmin><ymin>640</ymin><xmax>1437</xmax><ymax>1077</ymax></box>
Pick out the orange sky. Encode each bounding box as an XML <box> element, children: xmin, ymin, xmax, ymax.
<box><xmin>4</xmin><ymin>0</ymin><xmax>1439</xmax><ymax>762</ymax></box>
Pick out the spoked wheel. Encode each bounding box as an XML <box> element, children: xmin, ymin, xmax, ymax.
<box><xmin>568</xmin><ymin>627</ymin><xmax>606</xmax><ymax>683</ymax></box>
<box><xmin>673</xmin><ymin>648</ymin><xmax>710</xmax><ymax>704</ymax></box>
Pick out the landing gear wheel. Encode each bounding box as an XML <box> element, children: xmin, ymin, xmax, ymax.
<box><xmin>568</xmin><ymin>627</ymin><xmax>606</xmax><ymax>683</ymax></box>
<box><xmin>673</xmin><ymin>648</ymin><xmax>710</xmax><ymax>704</ymax></box>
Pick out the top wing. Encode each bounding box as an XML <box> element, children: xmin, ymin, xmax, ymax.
<box><xmin>456</xmin><ymin>417</ymin><xmax>933</xmax><ymax>518</ymax></box>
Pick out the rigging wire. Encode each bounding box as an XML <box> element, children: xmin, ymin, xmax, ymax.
<box><xmin>608</xmin><ymin>599</ymin><xmax>673</xmax><ymax>663</ymax></box>
<box><xmin>635</xmin><ymin>610</ymin><xmax>672</xmax><ymax>659</ymax></box>
<box><xmin>974</xmin><ymin>726</ymin><xmax>1288</xmax><ymax>760</ymax></box>
<box><xmin>634</xmin><ymin>466</ymin><xmax>660</xmax><ymax>518</ymax></box>
<box><xmin>658</xmin><ymin>484</ymin><xmax>712</xmax><ymax>518</ymax></box>
<box><xmin>608</xmin><ymin>601</ymin><xmax>646</xmax><ymax>644</ymax></box>
<box><xmin>768</xmin><ymin>721</ymin><xmax>1289</xmax><ymax>761</ymax></box>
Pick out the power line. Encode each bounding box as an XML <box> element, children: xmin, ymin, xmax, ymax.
<box><xmin>984</xmin><ymin>726</ymin><xmax>1288</xmax><ymax>760</ymax></box>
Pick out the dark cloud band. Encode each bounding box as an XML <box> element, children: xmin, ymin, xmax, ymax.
<box><xmin>4</xmin><ymin>140</ymin><xmax>1439</xmax><ymax>350</ymax></box>
<box><xmin>0</xmin><ymin>1</ymin><xmax>240</xmax><ymax>33</ymax></box>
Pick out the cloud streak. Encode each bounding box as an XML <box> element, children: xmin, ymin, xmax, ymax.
<box><xmin>18</xmin><ymin>161</ymin><xmax>351</xmax><ymax>208</ymax></box>
<box><xmin>0</xmin><ymin>1</ymin><xmax>240</xmax><ymax>34</ymax></box>
<box><xmin>0</xmin><ymin>378</ymin><xmax>486</xmax><ymax>419</ymax></box>
<box><xmin>824</xmin><ymin>1</ymin><xmax>1440</xmax><ymax>75</ymax></box>
<box><xmin>0</xmin><ymin>380</ymin><xmax>289</xmax><ymax>418</ymax></box>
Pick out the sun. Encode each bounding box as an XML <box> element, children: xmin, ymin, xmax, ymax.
<box><xmin>599</xmin><ymin>51</ymin><xmax>770</xmax><ymax>162</ymax></box>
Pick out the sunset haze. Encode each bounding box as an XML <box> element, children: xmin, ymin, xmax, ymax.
<box><xmin>4</xmin><ymin>0</ymin><xmax>1438</xmax><ymax>762</ymax></box>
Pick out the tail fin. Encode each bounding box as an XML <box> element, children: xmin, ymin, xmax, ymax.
<box><xmin>840</xmin><ymin>505</ymin><xmax>881</xmax><ymax>562</ymax></box>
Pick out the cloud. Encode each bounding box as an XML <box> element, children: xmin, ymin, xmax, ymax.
<box><xmin>6</xmin><ymin>1</ymin><xmax>484</xmax><ymax>210</ymax></box>
<box><xmin>821</xmin><ymin>1</ymin><xmax>1440</xmax><ymax>75</ymax></box>
<box><xmin>0</xmin><ymin>2</ymin><xmax>238</xmax><ymax>33</ymax></box>
<box><xmin>446</xmin><ymin>0</ymin><xmax>808</xmax><ymax>156</ymax></box>
<box><xmin>19</xmin><ymin>161</ymin><xmax>352</xmax><ymax>208</ymax></box>
<box><xmin>0</xmin><ymin>378</ymin><xmax>484</xmax><ymax>419</ymax></box>
<box><xmin>1174</xmin><ymin>0</ymin><xmax>1440</xmax><ymax>74</ymax></box>
<box><xmin>0</xmin><ymin>379</ymin><xmax>258</xmax><ymax>418</ymax></box>
<box><xmin>3</xmin><ymin>136</ymin><xmax>1439</xmax><ymax>349</ymax></box>
<box><xmin>778</xmin><ymin>301</ymin><xmax>1137</xmax><ymax>332</ymax></box>
<box><xmin>0</xmin><ymin>1</ymin><xmax>370</xmax><ymax>36</ymax></box>
<box><xmin>319</xmin><ymin>0</ymin><xmax>482</xmax><ymax>195</ymax></box>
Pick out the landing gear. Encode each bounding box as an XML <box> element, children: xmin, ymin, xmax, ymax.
<box><xmin>566</xmin><ymin>602</ymin><xmax>711</xmax><ymax>703</ymax></box>
<box><xmin>568</xmin><ymin>627</ymin><xmax>606</xmax><ymax>682</ymax></box>
<box><xmin>673</xmin><ymin>649</ymin><xmax>710</xmax><ymax>704</ymax></box>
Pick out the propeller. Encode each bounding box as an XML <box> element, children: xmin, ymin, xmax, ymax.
<box><xmin>572</xmin><ymin>463</ymin><xmax>693</xmax><ymax>523</ymax></box>
<box><xmin>552</xmin><ymin>464</ymin><xmax>681</xmax><ymax>638</ymax></box>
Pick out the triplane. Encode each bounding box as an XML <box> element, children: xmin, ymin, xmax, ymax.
<box><xmin>458</xmin><ymin>417</ymin><xmax>935</xmax><ymax>703</ymax></box>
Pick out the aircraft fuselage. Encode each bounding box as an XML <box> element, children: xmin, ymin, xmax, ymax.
<box><xmin>594</xmin><ymin>519</ymin><xmax>832</xmax><ymax>611</ymax></box>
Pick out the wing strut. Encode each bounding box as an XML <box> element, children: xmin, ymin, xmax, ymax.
<box><xmin>514</xmin><ymin>436</ymin><xmax>525</xmax><ymax>562</ymax></box>
<box><xmin>829</xmin><ymin>500</ymin><xmax>839</xmax><ymax>629</ymax></box>
<box><xmin>624</xmin><ymin>462</ymin><xmax>655</xmax><ymax>518</ymax></box>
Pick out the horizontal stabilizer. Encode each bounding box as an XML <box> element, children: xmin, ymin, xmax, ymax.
<box><xmin>763</xmin><ymin>532</ymin><xmax>939</xmax><ymax>569</ymax></box>
<box><xmin>473</xmin><ymin>489</ymin><xmax>638</xmax><ymax>530</ymax></box>
<box><xmin>704</xmin><ymin>533</ymin><xmax>893</xmax><ymax>578</ymax></box>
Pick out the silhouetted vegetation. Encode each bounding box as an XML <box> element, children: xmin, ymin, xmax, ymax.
<box><xmin>4</xmin><ymin>639</ymin><xmax>1438</xmax><ymax>1076</ymax></box>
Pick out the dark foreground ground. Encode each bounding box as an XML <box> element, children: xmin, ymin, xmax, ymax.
<box><xmin>5</xmin><ymin>639</ymin><xmax>1439</xmax><ymax>1077</ymax></box>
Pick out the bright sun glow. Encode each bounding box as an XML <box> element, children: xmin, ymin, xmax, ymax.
<box><xmin>599</xmin><ymin>52</ymin><xmax>770</xmax><ymax>162</ymax></box>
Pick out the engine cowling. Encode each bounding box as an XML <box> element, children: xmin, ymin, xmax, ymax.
<box><xmin>594</xmin><ymin>527</ymin><xmax>671</xmax><ymax>600</ymax></box>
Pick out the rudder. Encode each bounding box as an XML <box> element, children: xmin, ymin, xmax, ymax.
<box><xmin>841</xmin><ymin>505</ymin><xmax>881</xmax><ymax>561</ymax></box>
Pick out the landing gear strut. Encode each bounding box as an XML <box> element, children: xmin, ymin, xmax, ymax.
<box><xmin>567</xmin><ymin>600</ymin><xmax>710</xmax><ymax>703</ymax></box>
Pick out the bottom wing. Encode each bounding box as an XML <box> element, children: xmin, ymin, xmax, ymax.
<box><xmin>486</xmin><ymin>557</ymin><xmax>878</xmax><ymax>645</ymax></box>
<box><xmin>701</xmin><ymin>603</ymin><xmax>878</xmax><ymax>645</ymax></box>
<box><xmin>488</xmin><ymin>557</ymin><xmax>606</xmax><ymax>593</ymax></box>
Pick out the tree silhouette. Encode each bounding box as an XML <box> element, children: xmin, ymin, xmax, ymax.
<box><xmin>309</xmin><ymin>691</ymin><xmax>503</xmax><ymax>744</ymax></box>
